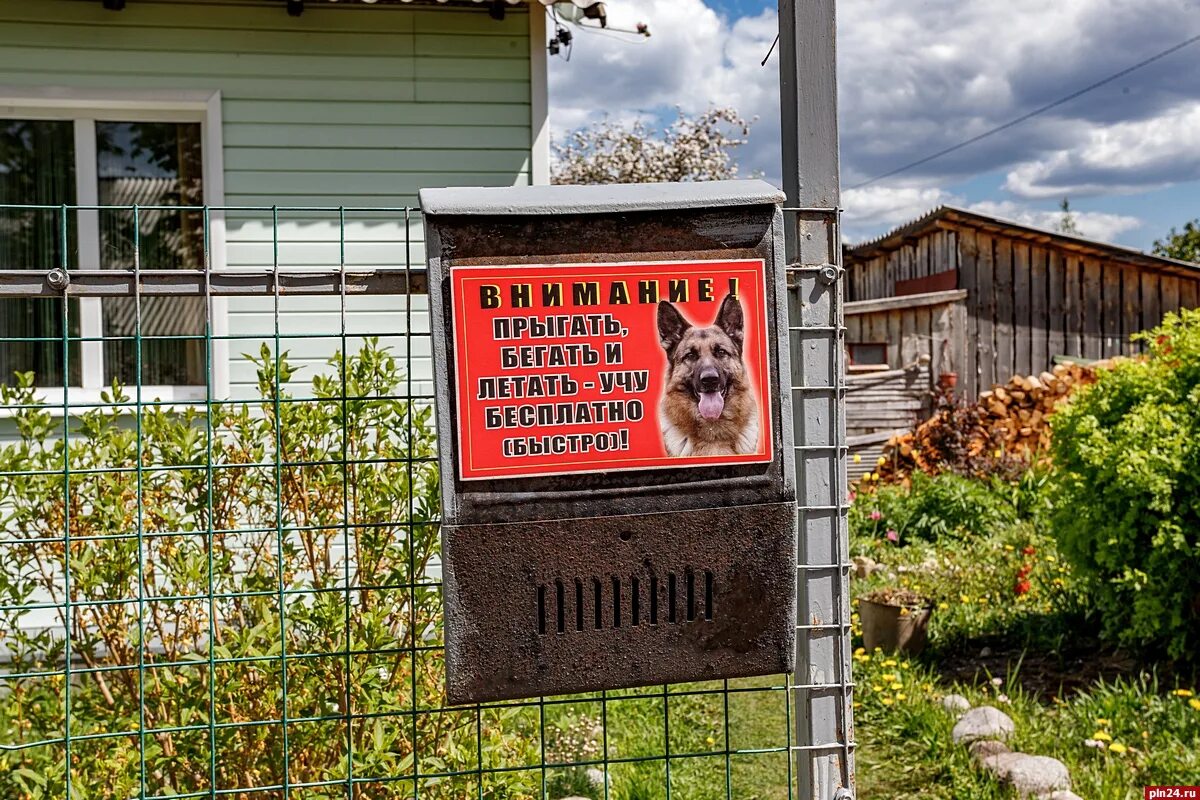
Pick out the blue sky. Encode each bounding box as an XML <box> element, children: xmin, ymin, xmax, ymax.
<box><xmin>547</xmin><ymin>0</ymin><xmax>1200</xmax><ymax>249</ymax></box>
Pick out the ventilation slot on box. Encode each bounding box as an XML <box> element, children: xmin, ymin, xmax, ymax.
<box><xmin>537</xmin><ymin>569</ymin><xmax>714</xmax><ymax>635</ymax></box>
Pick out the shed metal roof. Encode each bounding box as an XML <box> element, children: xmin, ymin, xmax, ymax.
<box><xmin>847</xmin><ymin>205</ymin><xmax>1200</xmax><ymax>277</ymax></box>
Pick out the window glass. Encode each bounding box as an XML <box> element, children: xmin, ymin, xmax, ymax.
<box><xmin>97</xmin><ymin>121</ymin><xmax>205</xmax><ymax>386</ymax></box>
<box><xmin>0</xmin><ymin>119</ymin><xmax>81</xmax><ymax>386</ymax></box>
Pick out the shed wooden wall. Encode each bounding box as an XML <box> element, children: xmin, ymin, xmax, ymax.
<box><xmin>846</xmin><ymin>223</ymin><xmax>1200</xmax><ymax>398</ymax></box>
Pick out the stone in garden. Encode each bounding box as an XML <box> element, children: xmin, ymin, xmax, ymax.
<box><xmin>1001</xmin><ymin>755</ymin><xmax>1071</xmax><ymax>798</ymax></box>
<box><xmin>979</xmin><ymin>646</ymin><xmax>993</xmax><ymax>657</ymax></box>
<box><xmin>951</xmin><ymin>705</ymin><xmax>1015</xmax><ymax>743</ymax></box>
<box><xmin>941</xmin><ymin>693</ymin><xmax>971</xmax><ymax>713</ymax></box>
<box><xmin>851</xmin><ymin>555</ymin><xmax>878</xmax><ymax>579</ymax></box>
<box><xmin>586</xmin><ymin>768</ymin><xmax>606</xmax><ymax>788</ymax></box>
<box><xmin>981</xmin><ymin>750</ymin><xmax>1028</xmax><ymax>779</ymax></box>
<box><xmin>968</xmin><ymin>739</ymin><xmax>1009</xmax><ymax>765</ymax></box>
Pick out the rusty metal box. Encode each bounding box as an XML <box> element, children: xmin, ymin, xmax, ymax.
<box><xmin>421</xmin><ymin>180</ymin><xmax>796</xmax><ymax>704</ymax></box>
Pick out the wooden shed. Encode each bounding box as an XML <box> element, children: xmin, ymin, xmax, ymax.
<box><xmin>844</xmin><ymin>206</ymin><xmax>1200</xmax><ymax>399</ymax></box>
<box><xmin>841</xmin><ymin>207</ymin><xmax>1200</xmax><ymax>476</ymax></box>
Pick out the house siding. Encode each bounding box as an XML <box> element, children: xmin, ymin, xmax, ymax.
<box><xmin>0</xmin><ymin>0</ymin><xmax>534</xmax><ymax>400</ymax></box>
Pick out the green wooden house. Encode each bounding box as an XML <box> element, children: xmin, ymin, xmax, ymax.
<box><xmin>0</xmin><ymin>0</ymin><xmax>548</xmax><ymax>408</ymax></box>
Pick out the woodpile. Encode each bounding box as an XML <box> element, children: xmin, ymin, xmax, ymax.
<box><xmin>871</xmin><ymin>361</ymin><xmax>1108</xmax><ymax>483</ymax></box>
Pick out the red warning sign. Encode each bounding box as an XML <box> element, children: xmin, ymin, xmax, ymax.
<box><xmin>450</xmin><ymin>259</ymin><xmax>773</xmax><ymax>480</ymax></box>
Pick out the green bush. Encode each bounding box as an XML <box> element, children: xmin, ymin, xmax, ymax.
<box><xmin>851</xmin><ymin>472</ymin><xmax>1018</xmax><ymax>544</ymax></box>
<box><xmin>0</xmin><ymin>340</ymin><xmax>540</xmax><ymax>800</ymax></box>
<box><xmin>1049</xmin><ymin>309</ymin><xmax>1200</xmax><ymax>659</ymax></box>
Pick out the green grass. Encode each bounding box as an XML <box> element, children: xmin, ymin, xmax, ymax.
<box><xmin>850</xmin><ymin>512</ymin><xmax>1200</xmax><ymax>798</ymax></box>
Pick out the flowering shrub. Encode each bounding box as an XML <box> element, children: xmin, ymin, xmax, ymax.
<box><xmin>850</xmin><ymin>471</ymin><xmax>1018</xmax><ymax>543</ymax></box>
<box><xmin>1049</xmin><ymin>308</ymin><xmax>1200</xmax><ymax>659</ymax></box>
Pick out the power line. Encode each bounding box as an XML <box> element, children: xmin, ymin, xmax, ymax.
<box><xmin>850</xmin><ymin>31</ymin><xmax>1200</xmax><ymax>190</ymax></box>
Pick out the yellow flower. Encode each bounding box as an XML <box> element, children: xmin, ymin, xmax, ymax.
<box><xmin>993</xmin><ymin>448</ymin><xmax>1003</xmax><ymax>458</ymax></box>
<box><xmin>938</xmin><ymin>602</ymin><xmax>949</xmax><ymax>610</ymax></box>
<box><xmin>877</xmin><ymin>456</ymin><xmax>887</xmax><ymax>466</ymax></box>
<box><xmin>854</xmin><ymin>647</ymin><xmax>865</xmax><ymax>656</ymax></box>
<box><xmin>881</xmin><ymin>673</ymin><xmax>895</xmax><ymax>682</ymax></box>
<box><xmin>1004</xmin><ymin>544</ymin><xmax>1015</xmax><ymax>552</ymax></box>
<box><xmin>871</xmin><ymin>684</ymin><xmax>883</xmax><ymax>692</ymax></box>
<box><xmin>895</xmin><ymin>693</ymin><xmax>907</xmax><ymax>702</ymax></box>
<box><xmin>889</xmin><ymin>682</ymin><xmax>903</xmax><ymax>691</ymax></box>
<box><xmin>1095</xmin><ymin>718</ymin><xmax>1110</xmax><ymax>727</ymax></box>
<box><xmin>1046</xmin><ymin>555</ymin><xmax>1057</xmax><ymax>563</ymax></box>
<box><xmin>1092</xmin><ymin>731</ymin><xmax>1112</xmax><ymax>742</ymax></box>
<box><xmin>706</xmin><ymin>736</ymin><xmax>716</xmax><ymax>746</ymax></box>
<box><xmin>853</xmin><ymin>453</ymin><xmax>862</xmax><ymax>464</ymax></box>
<box><xmin>1173</xmin><ymin>689</ymin><xmax>1194</xmax><ymax>698</ymax></box>
<box><xmin>1107</xmin><ymin>742</ymin><xmax>1127</xmax><ymax>755</ymax></box>
<box><xmin>960</xmin><ymin>594</ymin><xmax>971</xmax><ymax>603</ymax></box>
<box><xmin>1190</xmin><ymin>698</ymin><xmax>1200</xmax><ymax>712</ymax></box>
<box><xmin>853</xmin><ymin>702</ymin><xmax>862</xmax><ymax>709</ymax></box>
<box><xmin>1142</xmin><ymin>731</ymin><xmax>1150</xmax><ymax>740</ymax></box>
<box><xmin>882</xmin><ymin>659</ymin><xmax>897</xmax><ymax>667</ymax></box>
<box><xmin>880</xmin><ymin>697</ymin><xmax>894</xmax><ymax>706</ymax></box>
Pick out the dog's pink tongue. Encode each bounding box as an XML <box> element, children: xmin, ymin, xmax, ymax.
<box><xmin>698</xmin><ymin>391</ymin><xmax>725</xmax><ymax>421</ymax></box>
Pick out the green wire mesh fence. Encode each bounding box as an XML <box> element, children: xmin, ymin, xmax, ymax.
<box><xmin>0</xmin><ymin>204</ymin><xmax>852</xmax><ymax>800</ymax></box>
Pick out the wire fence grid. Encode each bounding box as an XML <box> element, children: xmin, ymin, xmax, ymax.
<box><xmin>0</xmin><ymin>203</ymin><xmax>854</xmax><ymax>800</ymax></box>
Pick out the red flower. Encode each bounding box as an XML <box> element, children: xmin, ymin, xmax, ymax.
<box><xmin>1014</xmin><ymin>579</ymin><xmax>1032</xmax><ymax>596</ymax></box>
<box><xmin>1022</xmin><ymin>546</ymin><xmax>1036</xmax><ymax>556</ymax></box>
<box><xmin>1017</xmin><ymin>564</ymin><xmax>1032</xmax><ymax>579</ymax></box>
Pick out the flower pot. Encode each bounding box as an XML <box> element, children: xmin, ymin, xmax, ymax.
<box><xmin>859</xmin><ymin>596</ymin><xmax>932</xmax><ymax>655</ymax></box>
<box><xmin>937</xmin><ymin>372</ymin><xmax>958</xmax><ymax>391</ymax></box>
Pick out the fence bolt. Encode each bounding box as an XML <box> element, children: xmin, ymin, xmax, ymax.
<box><xmin>818</xmin><ymin>265</ymin><xmax>839</xmax><ymax>285</ymax></box>
<box><xmin>833</xmin><ymin>788</ymin><xmax>854</xmax><ymax>800</ymax></box>
<box><xmin>46</xmin><ymin>268</ymin><xmax>70</xmax><ymax>291</ymax></box>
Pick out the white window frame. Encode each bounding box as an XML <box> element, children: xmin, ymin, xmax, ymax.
<box><xmin>0</xmin><ymin>87</ymin><xmax>229</xmax><ymax>407</ymax></box>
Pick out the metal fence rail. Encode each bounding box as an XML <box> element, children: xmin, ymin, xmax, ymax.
<box><xmin>0</xmin><ymin>203</ymin><xmax>854</xmax><ymax>800</ymax></box>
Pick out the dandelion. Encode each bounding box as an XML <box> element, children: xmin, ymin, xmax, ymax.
<box><xmin>960</xmin><ymin>594</ymin><xmax>971</xmax><ymax>603</ymax></box>
<box><xmin>938</xmin><ymin>602</ymin><xmax>949</xmax><ymax>610</ymax></box>
<box><xmin>1108</xmin><ymin>742</ymin><xmax>1128</xmax><ymax>755</ymax></box>
<box><xmin>993</xmin><ymin>448</ymin><xmax>1003</xmax><ymax>459</ymax></box>
<box><xmin>706</xmin><ymin>736</ymin><xmax>716</xmax><ymax>747</ymax></box>
<box><xmin>889</xmin><ymin>682</ymin><xmax>903</xmax><ymax>691</ymax></box>
<box><xmin>1141</xmin><ymin>731</ymin><xmax>1150</xmax><ymax>740</ymax></box>
<box><xmin>1092</xmin><ymin>731</ymin><xmax>1112</xmax><ymax>742</ymax></box>
<box><xmin>886</xmin><ymin>529</ymin><xmax>899</xmax><ymax>543</ymax></box>
<box><xmin>997</xmin><ymin>694</ymin><xmax>1010</xmax><ymax>704</ymax></box>
<box><xmin>895</xmin><ymin>693</ymin><xmax>907</xmax><ymax>702</ymax></box>
<box><xmin>880</xmin><ymin>697</ymin><xmax>894</xmax><ymax>706</ymax></box>
<box><xmin>991</xmin><ymin>677</ymin><xmax>1003</xmax><ymax>687</ymax></box>
<box><xmin>1004</xmin><ymin>545</ymin><xmax>1015</xmax><ymax>552</ymax></box>
<box><xmin>854</xmin><ymin>647</ymin><xmax>865</xmax><ymax>656</ymax></box>
<box><xmin>882</xmin><ymin>659</ymin><xmax>897</xmax><ymax>667</ymax></box>
<box><xmin>1095</xmin><ymin>718</ymin><xmax>1110</xmax><ymax>727</ymax></box>
<box><xmin>1190</xmin><ymin>698</ymin><xmax>1200</xmax><ymax>712</ymax></box>
<box><xmin>881</xmin><ymin>673</ymin><xmax>895</xmax><ymax>682</ymax></box>
<box><xmin>853</xmin><ymin>453</ymin><xmax>862</xmax><ymax>464</ymax></box>
<box><xmin>871</xmin><ymin>684</ymin><xmax>883</xmax><ymax>692</ymax></box>
<box><xmin>869</xmin><ymin>510</ymin><xmax>882</xmax><ymax>521</ymax></box>
<box><xmin>1046</xmin><ymin>555</ymin><xmax>1057</xmax><ymax>563</ymax></box>
<box><xmin>877</xmin><ymin>456</ymin><xmax>887</xmax><ymax>466</ymax></box>
<box><xmin>1173</xmin><ymin>689</ymin><xmax>1194</xmax><ymax>698</ymax></box>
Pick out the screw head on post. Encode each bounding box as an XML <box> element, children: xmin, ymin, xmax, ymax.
<box><xmin>833</xmin><ymin>788</ymin><xmax>855</xmax><ymax>800</ymax></box>
<box><xmin>818</xmin><ymin>265</ymin><xmax>839</xmax><ymax>285</ymax></box>
<box><xmin>46</xmin><ymin>268</ymin><xmax>70</xmax><ymax>291</ymax></box>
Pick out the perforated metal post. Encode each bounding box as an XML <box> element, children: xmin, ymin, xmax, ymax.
<box><xmin>780</xmin><ymin>0</ymin><xmax>857</xmax><ymax>797</ymax></box>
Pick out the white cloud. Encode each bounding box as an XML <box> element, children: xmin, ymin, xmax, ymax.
<box><xmin>1004</xmin><ymin>102</ymin><xmax>1200</xmax><ymax>198</ymax></box>
<box><xmin>547</xmin><ymin>0</ymin><xmax>1194</xmax><ymax>240</ymax></box>
<box><xmin>964</xmin><ymin>200</ymin><xmax>1142</xmax><ymax>242</ymax></box>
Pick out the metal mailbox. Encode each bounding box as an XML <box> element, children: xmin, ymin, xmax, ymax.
<box><xmin>421</xmin><ymin>180</ymin><xmax>796</xmax><ymax>704</ymax></box>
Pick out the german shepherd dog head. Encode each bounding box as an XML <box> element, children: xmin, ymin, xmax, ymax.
<box><xmin>656</xmin><ymin>293</ymin><xmax>760</xmax><ymax>457</ymax></box>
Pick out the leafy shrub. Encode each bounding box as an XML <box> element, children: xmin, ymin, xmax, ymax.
<box><xmin>0</xmin><ymin>340</ymin><xmax>540</xmax><ymax>799</ymax></box>
<box><xmin>1049</xmin><ymin>309</ymin><xmax>1200</xmax><ymax>659</ymax></box>
<box><xmin>851</xmin><ymin>472</ymin><xmax>1018</xmax><ymax>544</ymax></box>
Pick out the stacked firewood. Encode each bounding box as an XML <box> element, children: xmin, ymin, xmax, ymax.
<box><xmin>873</xmin><ymin>361</ymin><xmax>1105</xmax><ymax>482</ymax></box>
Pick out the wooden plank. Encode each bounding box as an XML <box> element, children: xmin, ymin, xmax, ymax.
<box><xmin>1047</xmin><ymin>249</ymin><xmax>1066</xmax><ymax>360</ymax></box>
<box><xmin>900</xmin><ymin>305</ymin><xmax>919</xmax><ymax>367</ymax></box>
<box><xmin>994</xmin><ymin>236</ymin><xmax>1015</xmax><ymax>383</ymax></box>
<box><xmin>1161</xmin><ymin>274</ymin><xmax>1181</xmax><ymax>317</ymax></box>
<box><xmin>1181</xmin><ymin>277</ymin><xmax>1200</xmax><ymax>311</ymax></box>
<box><xmin>1119</xmin><ymin>263</ymin><xmax>1141</xmax><ymax>354</ymax></box>
<box><xmin>1064</xmin><ymin>255</ymin><xmax>1083</xmax><ymax>357</ymax></box>
<box><xmin>1101</xmin><ymin>261</ymin><xmax>1122</xmax><ymax>358</ymax></box>
<box><xmin>950</xmin><ymin>299</ymin><xmax>968</xmax><ymax>382</ymax></box>
<box><xmin>1029</xmin><ymin>246</ymin><xmax>1049</xmax><ymax>373</ymax></box>
<box><xmin>976</xmin><ymin>233</ymin><xmax>996</xmax><ymax>391</ymax></box>
<box><xmin>887</xmin><ymin>310</ymin><xmax>903</xmax><ymax>369</ymax></box>
<box><xmin>957</xmin><ymin>227</ymin><xmax>979</xmax><ymax>398</ymax></box>
<box><xmin>917</xmin><ymin>306</ymin><xmax>934</xmax><ymax>384</ymax></box>
<box><xmin>1081</xmin><ymin>257</ymin><xmax>1103</xmax><ymax>360</ymax></box>
<box><xmin>1140</xmin><ymin>270</ymin><xmax>1161</xmax><ymax>339</ymax></box>
<box><xmin>1013</xmin><ymin>241</ymin><xmax>1032</xmax><ymax>377</ymax></box>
